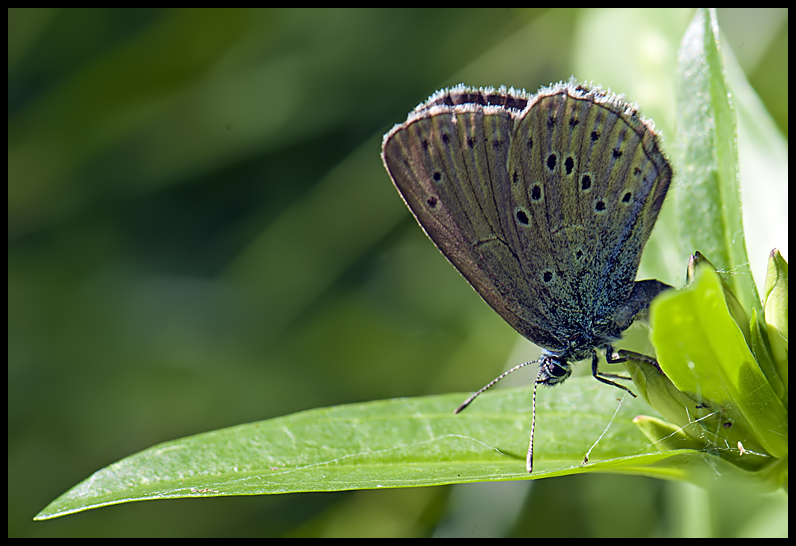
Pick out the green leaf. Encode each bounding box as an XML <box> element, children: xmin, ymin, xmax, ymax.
<box><xmin>673</xmin><ymin>8</ymin><xmax>761</xmax><ymax>317</ymax></box>
<box><xmin>36</xmin><ymin>376</ymin><xmax>733</xmax><ymax>520</ymax></box>
<box><xmin>650</xmin><ymin>268</ymin><xmax>788</xmax><ymax>465</ymax></box>
<box><xmin>763</xmin><ymin>249</ymin><xmax>789</xmax><ymax>383</ymax></box>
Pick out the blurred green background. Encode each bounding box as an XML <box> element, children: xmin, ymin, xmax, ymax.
<box><xmin>9</xmin><ymin>8</ymin><xmax>787</xmax><ymax>537</ymax></box>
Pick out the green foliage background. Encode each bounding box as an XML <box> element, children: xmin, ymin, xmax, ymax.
<box><xmin>9</xmin><ymin>8</ymin><xmax>787</xmax><ymax>537</ymax></box>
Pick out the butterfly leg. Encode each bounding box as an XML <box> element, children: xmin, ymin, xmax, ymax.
<box><xmin>609</xmin><ymin>347</ymin><xmax>664</xmax><ymax>374</ymax></box>
<box><xmin>590</xmin><ymin>349</ymin><xmax>636</xmax><ymax>397</ymax></box>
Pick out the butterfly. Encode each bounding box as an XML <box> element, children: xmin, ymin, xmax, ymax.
<box><xmin>382</xmin><ymin>81</ymin><xmax>672</xmax><ymax>472</ymax></box>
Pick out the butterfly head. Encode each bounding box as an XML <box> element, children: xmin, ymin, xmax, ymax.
<box><xmin>536</xmin><ymin>353</ymin><xmax>572</xmax><ymax>387</ymax></box>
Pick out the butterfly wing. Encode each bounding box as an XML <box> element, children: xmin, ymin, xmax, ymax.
<box><xmin>382</xmin><ymin>83</ymin><xmax>672</xmax><ymax>354</ymax></box>
<box><xmin>506</xmin><ymin>83</ymin><xmax>672</xmax><ymax>343</ymax></box>
<box><xmin>382</xmin><ymin>88</ymin><xmax>562</xmax><ymax>350</ymax></box>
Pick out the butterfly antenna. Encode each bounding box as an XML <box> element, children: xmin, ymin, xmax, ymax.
<box><xmin>454</xmin><ymin>359</ymin><xmax>539</xmax><ymax>414</ymax></box>
<box><xmin>526</xmin><ymin>366</ymin><xmax>545</xmax><ymax>473</ymax></box>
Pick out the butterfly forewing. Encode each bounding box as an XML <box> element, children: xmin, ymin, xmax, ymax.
<box><xmin>383</xmin><ymin>96</ymin><xmax>555</xmax><ymax>347</ymax></box>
